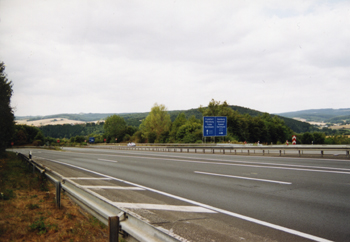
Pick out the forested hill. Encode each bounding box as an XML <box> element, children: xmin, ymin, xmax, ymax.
<box><xmin>16</xmin><ymin>105</ymin><xmax>314</xmax><ymax>133</ymax></box>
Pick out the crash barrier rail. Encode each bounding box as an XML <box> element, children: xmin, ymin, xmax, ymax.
<box><xmin>17</xmin><ymin>153</ymin><xmax>181</xmax><ymax>242</ymax></box>
<box><xmin>91</xmin><ymin>144</ymin><xmax>350</xmax><ymax>159</ymax></box>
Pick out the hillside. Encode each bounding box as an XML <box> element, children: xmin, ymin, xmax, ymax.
<box><xmin>16</xmin><ymin>105</ymin><xmax>314</xmax><ymax>133</ymax></box>
<box><xmin>277</xmin><ymin>108</ymin><xmax>350</xmax><ymax>124</ymax></box>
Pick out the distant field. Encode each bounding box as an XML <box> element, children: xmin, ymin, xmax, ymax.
<box><xmin>292</xmin><ymin>118</ymin><xmax>327</xmax><ymax>127</ymax></box>
<box><xmin>293</xmin><ymin>118</ymin><xmax>350</xmax><ymax>130</ymax></box>
<box><xmin>15</xmin><ymin>118</ymin><xmax>88</xmax><ymax>127</ymax></box>
<box><xmin>329</xmin><ymin>124</ymin><xmax>350</xmax><ymax>130</ymax></box>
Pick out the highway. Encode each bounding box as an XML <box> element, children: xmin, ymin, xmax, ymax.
<box><xmin>13</xmin><ymin>147</ymin><xmax>350</xmax><ymax>242</ymax></box>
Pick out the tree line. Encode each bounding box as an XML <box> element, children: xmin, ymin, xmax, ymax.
<box><xmin>8</xmin><ymin>100</ymin><xmax>350</xmax><ymax>147</ymax></box>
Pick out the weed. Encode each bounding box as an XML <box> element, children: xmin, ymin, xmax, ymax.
<box><xmin>66</xmin><ymin>212</ymin><xmax>76</xmax><ymax>220</ymax></box>
<box><xmin>89</xmin><ymin>215</ymin><xmax>107</xmax><ymax>229</ymax></box>
<box><xmin>26</xmin><ymin>203</ymin><xmax>40</xmax><ymax>210</ymax></box>
<box><xmin>0</xmin><ymin>189</ymin><xmax>15</xmax><ymax>200</ymax></box>
<box><xmin>36</xmin><ymin>175</ymin><xmax>49</xmax><ymax>191</ymax></box>
<box><xmin>29</xmin><ymin>216</ymin><xmax>48</xmax><ymax>234</ymax></box>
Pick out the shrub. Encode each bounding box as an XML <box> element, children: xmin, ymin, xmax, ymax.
<box><xmin>32</xmin><ymin>140</ymin><xmax>42</xmax><ymax>146</ymax></box>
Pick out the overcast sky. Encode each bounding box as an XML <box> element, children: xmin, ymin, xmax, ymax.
<box><xmin>1</xmin><ymin>0</ymin><xmax>349</xmax><ymax>117</ymax></box>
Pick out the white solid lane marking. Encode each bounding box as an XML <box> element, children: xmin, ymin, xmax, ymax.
<box><xmin>65</xmin><ymin>177</ymin><xmax>111</xmax><ymax>180</ymax></box>
<box><xmin>36</xmin><ymin>156</ymin><xmax>333</xmax><ymax>242</ymax></box>
<box><xmin>98</xmin><ymin>158</ymin><xmax>118</xmax><ymax>162</ymax></box>
<box><xmin>112</xmin><ymin>203</ymin><xmax>216</xmax><ymax>213</ymax></box>
<box><xmin>82</xmin><ymin>186</ymin><xmax>144</xmax><ymax>190</ymax></box>
<box><xmin>195</xmin><ymin>171</ymin><xmax>292</xmax><ymax>185</ymax></box>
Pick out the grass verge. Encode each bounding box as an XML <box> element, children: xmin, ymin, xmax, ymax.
<box><xmin>0</xmin><ymin>152</ymin><xmax>109</xmax><ymax>241</ymax></box>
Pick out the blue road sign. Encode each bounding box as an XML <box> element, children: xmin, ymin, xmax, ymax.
<box><xmin>203</xmin><ymin>116</ymin><xmax>227</xmax><ymax>137</ymax></box>
<box><xmin>89</xmin><ymin>137</ymin><xmax>95</xmax><ymax>143</ymax></box>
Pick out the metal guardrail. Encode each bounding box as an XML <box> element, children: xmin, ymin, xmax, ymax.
<box><xmin>17</xmin><ymin>153</ymin><xmax>181</xmax><ymax>242</ymax></box>
<box><xmin>91</xmin><ymin>144</ymin><xmax>350</xmax><ymax>159</ymax></box>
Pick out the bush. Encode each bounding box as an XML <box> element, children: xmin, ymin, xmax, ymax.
<box><xmin>32</xmin><ymin>140</ymin><xmax>42</xmax><ymax>146</ymax></box>
<box><xmin>74</xmin><ymin>136</ymin><xmax>86</xmax><ymax>143</ymax></box>
<box><xmin>123</xmin><ymin>134</ymin><xmax>131</xmax><ymax>142</ymax></box>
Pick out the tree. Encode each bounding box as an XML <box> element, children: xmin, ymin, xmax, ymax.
<box><xmin>0</xmin><ymin>62</ymin><xmax>15</xmax><ymax>156</ymax></box>
<box><xmin>199</xmin><ymin>99</ymin><xmax>233</xmax><ymax>117</ymax></box>
<box><xmin>34</xmin><ymin>131</ymin><xmax>45</xmax><ymax>144</ymax></box>
<box><xmin>176</xmin><ymin>117</ymin><xmax>202</xmax><ymax>143</ymax></box>
<box><xmin>169</xmin><ymin>113</ymin><xmax>187</xmax><ymax>142</ymax></box>
<box><xmin>139</xmin><ymin>103</ymin><xmax>171</xmax><ymax>143</ymax></box>
<box><xmin>103</xmin><ymin>115</ymin><xmax>126</xmax><ymax>143</ymax></box>
<box><xmin>302</xmin><ymin>132</ymin><xmax>314</xmax><ymax>144</ymax></box>
<box><xmin>313</xmin><ymin>132</ymin><xmax>325</xmax><ymax>144</ymax></box>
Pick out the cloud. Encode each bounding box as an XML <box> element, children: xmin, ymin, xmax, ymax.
<box><xmin>1</xmin><ymin>0</ymin><xmax>349</xmax><ymax>116</ymax></box>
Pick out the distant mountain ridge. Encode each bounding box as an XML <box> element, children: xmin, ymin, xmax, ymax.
<box><xmin>16</xmin><ymin>105</ymin><xmax>316</xmax><ymax>133</ymax></box>
<box><xmin>277</xmin><ymin>108</ymin><xmax>350</xmax><ymax>124</ymax></box>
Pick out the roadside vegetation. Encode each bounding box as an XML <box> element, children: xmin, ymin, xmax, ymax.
<box><xmin>0</xmin><ymin>152</ymin><xmax>110</xmax><ymax>241</ymax></box>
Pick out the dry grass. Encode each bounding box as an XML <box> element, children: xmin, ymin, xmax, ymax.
<box><xmin>0</xmin><ymin>152</ymin><xmax>109</xmax><ymax>242</ymax></box>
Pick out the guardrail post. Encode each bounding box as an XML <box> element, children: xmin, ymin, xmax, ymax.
<box><xmin>279</xmin><ymin>150</ymin><xmax>282</xmax><ymax>156</ymax></box>
<box><xmin>298</xmin><ymin>150</ymin><xmax>301</xmax><ymax>157</ymax></box>
<box><xmin>108</xmin><ymin>215</ymin><xmax>119</xmax><ymax>242</ymax></box>
<box><xmin>248</xmin><ymin>150</ymin><xmax>250</xmax><ymax>155</ymax></box>
<box><xmin>235</xmin><ymin>150</ymin><xmax>237</xmax><ymax>155</ymax></box>
<box><xmin>347</xmin><ymin>151</ymin><xmax>349</xmax><ymax>158</ymax></box>
<box><xmin>263</xmin><ymin>150</ymin><xmax>265</xmax><ymax>156</ymax></box>
<box><xmin>55</xmin><ymin>181</ymin><xmax>61</xmax><ymax>209</ymax></box>
<box><xmin>223</xmin><ymin>149</ymin><xmax>225</xmax><ymax>154</ymax></box>
<box><xmin>321</xmin><ymin>150</ymin><xmax>324</xmax><ymax>157</ymax></box>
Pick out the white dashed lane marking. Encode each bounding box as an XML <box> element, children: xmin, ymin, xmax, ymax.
<box><xmin>195</xmin><ymin>171</ymin><xmax>292</xmax><ymax>185</ymax></box>
<box><xmin>98</xmin><ymin>158</ymin><xmax>118</xmax><ymax>163</ymax></box>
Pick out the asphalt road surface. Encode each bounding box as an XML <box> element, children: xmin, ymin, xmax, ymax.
<box><xmin>12</xmin><ymin>147</ymin><xmax>350</xmax><ymax>242</ymax></box>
